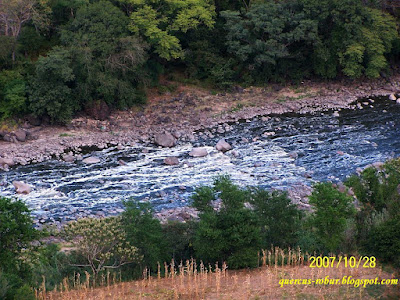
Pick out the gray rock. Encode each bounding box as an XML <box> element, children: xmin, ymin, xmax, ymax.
<box><xmin>0</xmin><ymin>157</ymin><xmax>15</xmax><ymax>167</ymax></box>
<box><xmin>216</xmin><ymin>139</ymin><xmax>232</xmax><ymax>152</ymax></box>
<box><xmin>389</xmin><ymin>94</ymin><xmax>397</xmax><ymax>101</ymax></box>
<box><xmin>231</xmin><ymin>150</ymin><xmax>239</xmax><ymax>157</ymax></box>
<box><xmin>154</xmin><ymin>132</ymin><xmax>176</xmax><ymax>147</ymax></box>
<box><xmin>13</xmin><ymin>181</ymin><xmax>31</xmax><ymax>194</ymax></box>
<box><xmin>164</xmin><ymin>157</ymin><xmax>180</xmax><ymax>165</ymax></box>
<box><xmin>189</xmin><ymin>148</ymin><xmax>208</xmax><ymax>157</ymax></box>
<box><xmin>82</xmin><ymin>156</ymin><xmax>100</xmax><ymax>164</ymax></box>
<box><xmin>62</xmin><ymin>154</ymin><xmax>75</xmax><ymax>163</ymax></box>
<box><xmin>14</xmin><ymin>130</ymin><xmax>26</xmax><ymax>142</ymax></box>
<box><xmin>397</xmin><ymin>99</ymin><xmax>400</xmax><ymax>105</ymax></box>
<box><xmin>118</xmin><ymin>159</ymin><xmax>127</xmax><ymax>166</ymax></box>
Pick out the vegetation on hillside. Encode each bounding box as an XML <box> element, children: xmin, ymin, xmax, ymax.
<box><xmin>0</xmin><ymin>0</ymin><xmax>400</xmax><ymax>122</ymax></box>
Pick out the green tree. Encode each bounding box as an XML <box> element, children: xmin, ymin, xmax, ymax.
<box><xmin>192</xmin><ymin>176</ymin><xmax>262</xmax><ymax>269</ymax></box>
<box><xmin>0</xmin><ymin>70</ymin><xmax>27</xmax><ymax>120</ymax></box>
<box><xmin>122</xmin><ymin>201</ymin><xmax>168</xmax><ymax>271</ymax></box>
<box><xmin>122</xmin><ymin>0</ymin><xmax>216</xmax><ymax>60</ymax></box>
<box><xmin>222</xmin><ymin>1</ymin><xmax>318</xmax><ymax>82</ymax></box>
<box><xmin>250</xmin><ymin>189</ymin><xmax>302</xmax><ymax>248</ymax></box>
<box><xmin>62</xmin><ymin>217</ymin><xmax>141</xmax><ymax>278</ymax></box>
<box><xmin>61</xmin><ymin>1</ymin><xmax>148</xmax><ymax>109</ymax></box>
<box><xmin>0</xmin><ymin>197</ymin><xmax>39</xmax><ymax>300</ymax></box>
<box><xmin>308</xmin><ymin>182</ymin><xmax>356</xmax><ymax>252</ymax></box>
<box><xmin>301</xmin><ymin>0</ymin><xmax>398</xmax><ymax>78</ymax></box>
<box><xmin>29</xmin><ymin>47</ymin><xmax>76</xmax><ymax>123</ymax></box>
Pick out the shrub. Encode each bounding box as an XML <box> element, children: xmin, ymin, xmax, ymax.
<box><xmin>308</xmin><ymin>182</ymin><xmax>356</xmax><ymax>252</ymax></box>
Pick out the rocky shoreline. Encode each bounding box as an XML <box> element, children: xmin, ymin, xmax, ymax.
<box><xmin>1</xmin><ymin>76</ymin><xmax>400</xmax><ymax>226</ymax></box>
<box><xmin>1</xmin><ymin>75</ymin><xmax>400</xmax><ymax>168</ymax></box>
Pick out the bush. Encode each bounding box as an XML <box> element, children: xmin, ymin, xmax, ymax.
<box><xmin>308</xmin><ymin>183</ymin><xmax>356</xmax><ymax>252</ymax></box>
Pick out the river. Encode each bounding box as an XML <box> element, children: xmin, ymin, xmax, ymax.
<box><xmin>0</xmin><ymin>96</ymin><xmax>399</xmax><ymax>224</ymax></box>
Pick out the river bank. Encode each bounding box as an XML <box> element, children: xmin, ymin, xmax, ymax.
<box><xmin>0</xmin><ymin>75</ymin><xmax>400</xmax><ymax>167</ymax></box>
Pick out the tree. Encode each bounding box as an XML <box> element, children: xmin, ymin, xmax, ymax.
<box><xmin>221</xmin><ymin>1</ymin><xmax>318</xmax><ymax>82</ymax></box>
<box><xmin>0</xmin><ymin>197</ymin><xmax>39</xmax><ymax>299</ymax></box>
<box><xmin>122</xmin><ymin>0</ymin><xmax>216</xmax><ymax>60</ymax></box>
<box><xmin>62</xmin><ymin>217</ymin><xmax>141</xmax><ymax>278</ymax></box>
<box><xmin>300</xmin><ymin>0</ymin><xmax>398</xmax><ymax>78</ymax></box>
<box><xmin>60</xmin><ymin>1</ymin><xmax>148</xmax><ymax>109</ymax></box>
<box><xmin>250</xmin><ymin>189</ymin><xmax>302</xmax><ymax>248</ymax></box>
<box><xmin>29</xmin><ymin>47</ymin><xmax>76</xmax><ymax>123</ymax></box>
<box><xmin>308</xmin><ymin>183</ymin><xmax>356</xmax><ymax>252</ymax></box>
<box><xmin>122</xmin><ymin>201</ymin><xmax>168</xmax><ymax>271</ymax></box>
<box><xmin>0</xmin><ymin>197</ymin><xmax>39</xmax><ymax>271</ymax></box>
<box><xmin>0</xmin><ymin>69</ymin><xmax>27</xmax><ymax>120</ymax></box>
<box><xmin>192</xmin><ymin>176</ymin><xmax>262</xmax><ymax>269</ymax></box>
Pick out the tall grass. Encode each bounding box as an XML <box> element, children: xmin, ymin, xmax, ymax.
<box><xmin>35</xmin><ymin>247</ymin><xmax>398</xmax><ymax>300</ymax></box>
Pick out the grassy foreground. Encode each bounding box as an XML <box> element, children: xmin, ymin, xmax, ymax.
<box><xmin>36</xmin><ymin>255</ymin><xmax>399</xmax><ymax>300</ymax></box>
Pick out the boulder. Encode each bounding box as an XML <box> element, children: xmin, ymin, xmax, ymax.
<box><xmin>154</xmin><ymin>132</ymin><xmax>176</xmax><ymax>147</ymax></box>
<box><xmin>82</xmin><ymin>156</ymin><xmax>100</xmax><ymax>164</ymax></box>
<box><xmin>389</xmin><ymin>94</ymin><xmax>397</xmax><ymax>101</ymax></box>
<box><xmin>164</xmin><ymin>157</ymin><xmax>179</xmax><ymax>165</ymax></box>
<box><xmin>14</xmin><ymin>130</ymin><xmax>27</xmax><ymax>142</ymax></box>
<box><xmin>62</xmin><ymin>154</ymin><xmax>75</xmax><ymax>163</ymax></box>
<box><xmin>0</xmin><ymin>157</ymin><xmax>15</xmax><ymax>167</ymax></box>
<box><xmin>397</xmin><ymin>99</ymin><xmax>400</xmax><ymax>105</ymax></box>
<box><xmin>13</xmin><ymin>181</ymin><xmax>31</xmax><ymax>194</ymax></box>
<box><xmin>215</xmin><ymin>139</ymin><xmax>232</xmax><ymax>152</ymax></box>
<box><xmin>189</xmin><ymin>148</ymin><xmax>208</xmax><ymax>157</ymax></box>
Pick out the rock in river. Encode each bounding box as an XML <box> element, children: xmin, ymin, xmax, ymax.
<box><xmin>13</xmin><ymin>181</ymin><xmax>31</xmax><ymax>194</ymax></box>
<box><xmin>216</xmin><ymin>139</ymin><xmax>232</xmax><ymax>152</ymax></box>
<box><xmin>189</xmin><ymin>148</ymin><xmax>208</xmax><ymax>157</ymax></box>
<box><xmin>82</xmin><ymin>156</ymin><xmax>100</xmax><ymax>164</ymax></box>
<box><xmin>154</xmin><ymin>132</ymin><xmax>176</xmax><ymax>147</ymax></box>
<box><xmin>0</xmin><ymin>157</ymin><xmax>15</xmax><ymax>168</ymax></box>
<box><xmin>164</xmin><ymin>157</ymin><xmax>180</xmax><ymax>165</ymax></box>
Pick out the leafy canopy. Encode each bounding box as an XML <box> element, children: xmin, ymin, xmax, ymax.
<box><xmin>122</xmin><ymin>0</ymin><xmax>216</xmax><ymax>60</ymax></box>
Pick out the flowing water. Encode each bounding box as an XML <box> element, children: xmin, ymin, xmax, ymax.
<box><xmin>1</xmin><ymin>97</ymin><xmax>399</xmax><ymax>223</ymax></box>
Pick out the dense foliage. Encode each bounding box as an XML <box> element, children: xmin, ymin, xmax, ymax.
<box><xmin>0</xmin><ymin>0</ymin><xmax>399</xmax><ymax>122</ymax></box>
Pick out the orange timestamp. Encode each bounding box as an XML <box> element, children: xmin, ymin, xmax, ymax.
<box><xmin>309</xmin><ymin>256</ymin><xmax>376</xmax><ymax>268</ymax></box>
